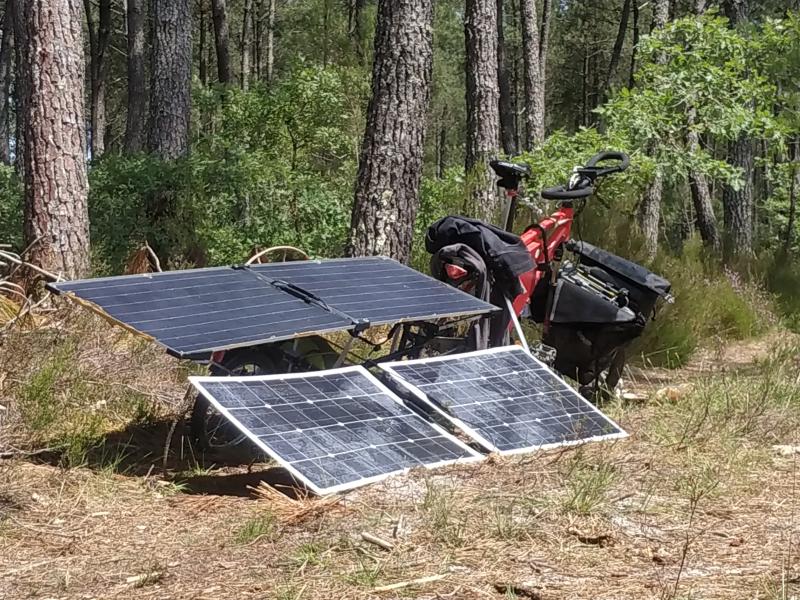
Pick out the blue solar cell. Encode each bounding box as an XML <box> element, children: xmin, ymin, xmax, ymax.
<box><xmin>380</xmin><ymin>346</ymin><xmax>626</xmax><ymax>455</ymax></box>
<box><xmin>48</xmin><ymin>257</ymin><xmax>496</xmax><ymax>357</ymax></box>
<box><xmin>189</xmin><ymin>367</ymin><xmax>482</xmax><ymax>495</ymax></box>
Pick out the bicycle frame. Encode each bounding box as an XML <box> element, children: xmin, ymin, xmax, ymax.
<box><xmin>507</xmin><ymin>189</ymin><xmax>575</xmax><ymax>318</ymax></box>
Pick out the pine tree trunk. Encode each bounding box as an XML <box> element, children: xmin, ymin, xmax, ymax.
<box><xmin>241</xmin><ymin>0</ymin><xmax>252</xmax><ymax>90</ymax></box>
<box><xmin>124</xmin><ymin>0</ymin><xmax>147</xmax><ymax>153</ymax></box>
<box><xmin>0</xmin><ymin>0</ymin><xmax>14</xmax><ymax>165</ymax></box>
<box><xmin>604</xmin><ymin>0</ymin><xmax>631</xmax><ymax>97</ymax></box>
<box><xmin>148</xmin><ymin>0</ymin><xmax>192</xmax><ymax>262</ymax></box>
<box><xmin>266</xmin><ymin>0</ymin><xmax>275</xmax><ymax>81</ymax></box>
<box><xmin>687</xmin><ymin>109</ymin><xmax>720</xmax><ymax>250</ymax></box>
<box><xmin>636</xmin><ymin>0</ymin><xmax>670</xmax><ymax>260</ymax></box>
<box><xmin>722</xmin><ymin>0</ymin><xmax>753</xmax><ymax>258</ymax></box>
<box><xmin>14</xmin><ymin>0</ymin><xmax>90</xmax><ymax>279</ymax></box>
<box><xmin>520</xmin><ymin>0</ymin><xmax>544</xmax><ymax>148</ymax></box>
<box><xmin>211</xmin><ymin>0</ymin><xmax>232</xmax><ymax>84</ymax></box>
<box><xmin>465</xmin><ymin>0</ymin><xmax>500</xmax><ymax>222</ymax></box>
<box><xmin>497</xmin><ymin>0</ymin><xmax>517</xmax><ymax>156</ymax></box>
<box><xmin>348</xmin><ymin>0</ymin><xmax>433</xmax><ymax>263</ymax></box>
<box><xmin>629</xmin><ymin>0</ymin><xmax>639</xmax><ymax>88</ymax></box>
<box><xmin>784</xmin><ymin>140</ymin><xmax>798</xmax><ymax>253</ymax></box>
<box><xmin>199</xmin><ymin>0</ymin><xmax>208</xmax><ymax>86</ymax></box>
<box><xmin>85</xmin><ymin>0</ymin><xmax>111</xmax><ymax>159</ymax></box>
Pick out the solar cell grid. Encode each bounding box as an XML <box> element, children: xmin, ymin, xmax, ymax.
<box><xmin>48</xmin><ymin>257</ymin><xmax>497</xmax><ymax>357</ymax></box>
<box><xmin>380</xmin><ymin>346</ymin><xmax>626</xmax><ymax>455</ymax></box>
<box><xmin>190</xmin><ymin>367</ymin><xmax>482</xmax><ymax>495</ymax></box>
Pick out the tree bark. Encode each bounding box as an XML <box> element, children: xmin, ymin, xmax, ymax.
<box><xmin>539</xmin><ymin>0</ymin><xmax>550</xmax><ymax>79</ymax></box>
<box><xmin>466</xmin><ymin>0</ymin><xmax>501</xmax><ymax>221</ymax></box>
<box><xmin>211</xmin><ymin>0</ymin><xmax>232</xmax><ymax>84</ymax></box>
<box><xmin>497</xmin><ymin>0</ymin><xmax>517</xmax><ymax>156</ymax></box>
<box><xmin>148</xmin><ymin>0</ymin><xmax>192</xmax><ymax>263</ymax></box>
<box><xmin>14</xmin><ymin>0</ymin><xmax>90</xmax><ymax>279</ymax></box>
<box><xmin>84</xmin><ymin>0</ymin><xmax>111</xmax><ymax>159</ymax></box>
<box><xmin>722</xmin><ymin>0</ymin><xmax>753</xmax><ymax>258</ymax></box>
<box><xmin>240</xmin><ymin>0</ymin><xmax>252</xmax><ymax>90</ymax></box>
<box><xmin>0</xmin><ymin>0</ymin><xmax>14</xmax><ymax>165</ymax></box>
<box><xmin>124</xmin><ymin>0</ymin><xmax>147</xmax><ymax>153</ymax></box>
<box><xmin>629</xmin><ymin>0</ymin><xmax>639</xmax><ymax>88</ymax></box>
<box><xmin>348</xmin><ymin>0</ymin><xmax>434</xmax><ymax>263</ymax></box>
<box><xmin>604</xmin><ymin>0</ymin><xmax>631</xmax><ymax>97</ymax></box>
<box><xmin>784</xmin><ymin>140</ymin><xmax>799</xmax><ymax>253</ymax></box>
<box><xmin>636</xmin><ymin>0</ymin><xmax>670</xmax><ymax>260</ymax></box>
<box><xmin>266</xmin><ymin>0</ymin><xmax>275</xmax><ymax>81</ymax></box>
<box><xmin>686</xmin><ymin>108</ymin><xmax>720</xmax><ymax>250</ymax></box>
<box><xmin>520</xmin><ymin>0</ymin><xmax>544</xmax><ymax>148</ymax></box>
<box><xmin>199</xmin><ymin>0</ymin><xmax>208</xmax><ymax>85</ymax></box>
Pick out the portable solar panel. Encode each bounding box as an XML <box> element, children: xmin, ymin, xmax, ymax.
<box><xmin>47</xmin><ymin>257</ymin><xmax>496</xmax><ymax>358</ymax></box>
<box><xmin>250</xmin><ymin>256</ymin><xmax>495</xmax><ymax>325</ymax></box>
<box><xmin>189</xmin><ymin>367</ymin><xmax>482</xmax><ymax>494</ymax></box>
<box><xmin>380</xmin><ymin>346</ymin><xmax>627</xmax><ymax>455</ymax></box>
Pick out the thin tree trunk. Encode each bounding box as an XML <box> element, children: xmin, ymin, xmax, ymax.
<box><xmin>437</xmin><ymin>107</ymin><xmax>447</xmax><ymax>179</ymax></box>
<box><xmin>520</xmin><ymin>0</ymin><xmax>544</xmax><ymax>148</ymax></box>
<box><xmin>466</xmin><ymin>0</ymin><xmax>501</xmax><ymax>221</ymax></box>
<box><xmin>211</xmin><ymin>0</ymin><xmax>232</xmax><ymax>84</ymax></box>
<box><xmin>14</xmin><ymin>0</ymin><xmax>90</xmax><ymax>279</ymax></box>
<box><xmin>539</xmin><ymin>0</ymin><xmax>550</xmax><ymax>79</ymax></box>
<box><xmin>636</xmin><ymin>0</ymin><xmax>670</xmax><ymax>260</ymax></box>
<box><xmin>497</xmin><ymin>0</ymin><xmax>517</xmax><ymax>156</ymax></box>
<box><xmin>686</xmin><ymin>108</ymin><xmax>720</xmax><ymax>250</ymax></box>
<box><xmin>603</xmin><ymin>0</ymin><xmax>631</xmax><ymax>98</ymax></box>
<box><xmin>199</xmin><ymin>0</ymin><xmax>208</xmax><ymax>85</ymax></box>
<box><xmin>124</xmin><ymin>0</ymin><xmax>147</xmax><ymax>153</ymax></box>
<box><xmin>266</xmin><ymin>0</ymin><xmax>275</xmax><ymax>81</ymax></box>
<box><xmin>785</xmin><ymin>140</ymin><xmax>799</xmax><ymax>253</ymax></box>
<box><xmin>629</xmin><ymin>0</ymin><xmax>639</xmax><ymax>88</ymax></box>
<box><xmin>85</xmin><ymin>0</ymin><xmax>111</xmax><ymax>159</ymax></box>
<box><xmin>348</xmin><ymin>0</ymin><xmax>434</xmax><ymax>263</ymax></box>
<box><xmin>0</xmin><ymin>0</ymin><xmax>14</xmax><ymax>165</ymax></box>
<box><xmin>241</xmin><ymin>0</ymin><xmax>252</xmax><ymax>90</ymax></box>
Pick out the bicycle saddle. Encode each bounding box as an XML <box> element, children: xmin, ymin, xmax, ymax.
<box><xmin>490</xmin><ymin>160</ymin><xmax>531</xmax><ymax>191</ymax></box>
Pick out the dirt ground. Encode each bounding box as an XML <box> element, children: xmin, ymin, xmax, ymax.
<box><xmin>1</xmin><ymin>323</ymin><xmax>799</xmax><ymax>600</ymax></box>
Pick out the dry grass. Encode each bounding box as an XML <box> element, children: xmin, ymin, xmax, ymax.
<box><xmin>0</xmin><ymin>313</ymin><xmax>799</xmax><ymax>599</ymax></box>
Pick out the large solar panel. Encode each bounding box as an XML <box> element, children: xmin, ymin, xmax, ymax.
<box><xmin>47</xmin><ymin>257</ymin><xmax>496</xmax><ymax>358</ymax></box>
<box><xmin>251</xmin><ymin>257</ymin><xmax>494</xmax><ymax>325</ymax></box>
<box><xmin>189</xmin><ymin>367</ymin><xmax>482</xmax><ymax>494</ymax></box>
<box><xmin>48</xmin><ymin>267</ymin><xmax>352</xmax><ymax>357</ymax></box>
<box><xmin>380</xmin><ymin>346</ymin><xmax>626</xmax><ymax>455</ymax></box>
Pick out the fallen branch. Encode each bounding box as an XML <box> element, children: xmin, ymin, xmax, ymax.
<box><xmin>372</xmin><ymin>574</ymin><xmax>447</xmax><ymax>593</ymax></box>
<box><xmin>361</xmin><ymin>531</ymin><xmax>394</xmax><ymax>551</ymax></box>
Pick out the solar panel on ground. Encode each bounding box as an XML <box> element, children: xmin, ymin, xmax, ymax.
<box><xmin>380</xmin><ymin>346</ymin><xmax>626</xmax><ymax>455</ymax></box>
<box><xmin>47</xmin><ymin>257</ymin><xmax>496</xmax><ymax>358</ymax></box>
<box><xmin>49</xmin><ymin>267</ymin><xmax>352</xmax><ymax>357</ymax></box>
<box><xmin>250</xmin><ymin>257</ymin><xmax>496</xmax><ymax>325</ymax></box>
<box><xmin>189</xmin><ymin>367</ymin><xmax>482</xmax><ymax>494</ymax></box>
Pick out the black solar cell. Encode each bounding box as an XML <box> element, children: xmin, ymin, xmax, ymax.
<box><xmin>250</xmin><ymin>257</ymin><xmax>495</xmax><ymax>325</ymax></box>
<box><xmin>189</xmin><ymin>367</ymin><xmax>482</xmax><ymax>494</ymax></box>
<box><xmin>48</xmin><ymin>257</ymin><xmax>496</xmax><ymax>357</ymax></box>
<box><xmin>380</xmin><ymin>346</ymin><xmax>626</xmax><ymax>455</ymax></box>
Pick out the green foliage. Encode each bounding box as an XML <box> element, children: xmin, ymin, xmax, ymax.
<box><xmin>0</xmin><ymin>164</ymin><xmax>22</xmax><ymax>248</ymax></box>
<box><xmin>562</xmin><ymin>454</ymin><xmax>617</xmax><ymax>515</ymax></box>
<box><xmin>635</xmin><ymin>240</ymin><xmax>769</xmax><ymax>368</ymax></box>
<box><xmin>233</xmin><ymin>512</ymin><xmax>277</xmax><ymax>544</ymax></box>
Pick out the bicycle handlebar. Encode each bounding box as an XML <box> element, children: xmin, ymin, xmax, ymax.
<box><xmin>540</xmin><ymin>150</ymin><xmax>629</xmax><ymax>202</ymax></box>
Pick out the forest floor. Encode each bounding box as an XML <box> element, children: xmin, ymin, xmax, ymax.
<box><xmin>1</xmin><ymin>311</ymin><xmax>799</xmax><ymax>600</ymax></box>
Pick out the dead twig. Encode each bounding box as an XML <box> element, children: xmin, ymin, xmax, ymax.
<box><xmin>372</xmin><ymin>574</ymin><xmax>447</xmax><ymax>593</ymax></box>
<box><xmin>361</xmin><ymin>531</ymin><xmax>394</xmax><ymax>551</ymax></box>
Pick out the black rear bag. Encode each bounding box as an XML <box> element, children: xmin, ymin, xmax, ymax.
<box><xmin>542</xmin><ymin>244</ymin><xmax>671</xmax><ymax>384</ymax></box>
<box><xmin>567</xmin><ymin>241</ymin><xmax>671</xmax><ymax>316</ymax></box>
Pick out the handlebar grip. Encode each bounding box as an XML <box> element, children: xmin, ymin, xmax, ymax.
<box><xmin>585</xmin><ymin>151</ymin><xmax>630</xmax><ymax>177</ymax></box>
<box><xmin>540</xmin><ymin>185</ymin><xmax>595</xmax><ymax>201</ymax></box>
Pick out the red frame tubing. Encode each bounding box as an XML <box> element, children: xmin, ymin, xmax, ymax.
<box><xmin>511</xmin><ymin>205</ymin><xmax>574</xmax><ymax>316</ymax></box>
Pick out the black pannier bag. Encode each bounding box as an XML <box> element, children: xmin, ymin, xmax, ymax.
<box><xmin>542</xmin><ymin>265</ymin><xmax>647</xmax><ymax>385</ymax></box>
<box><xmin>566</xmin><ymin>240</ymin><xmax>672</xmax><ymax>317</ymax></box>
